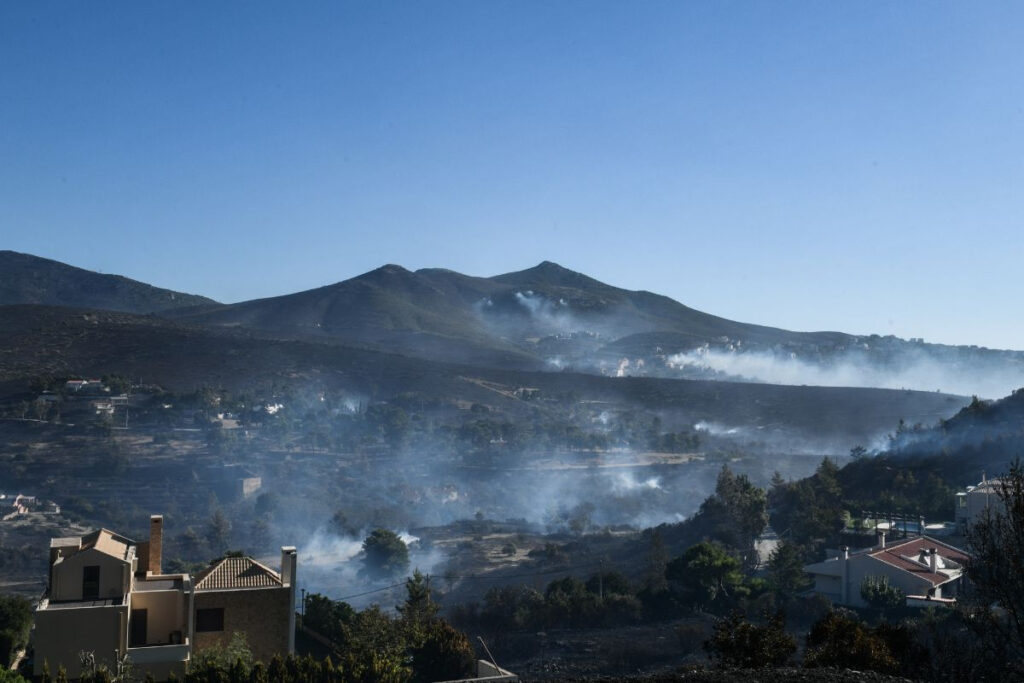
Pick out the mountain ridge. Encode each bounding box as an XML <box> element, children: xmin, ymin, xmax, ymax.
<box><xmin>0</xmin><ymin>250</ymin><xmax>217</xmax><ymax>314</ymax></box>
<box><xmin>4</xmin><ymin>252</ymin><xmax>1022</xmax><ymax>395</ymax></box>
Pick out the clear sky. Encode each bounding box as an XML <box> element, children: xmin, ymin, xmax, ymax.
<box><xmin>2</xmin><ymin>2</ymin><xmax>1022</xmax><ymax>349</ymax></box>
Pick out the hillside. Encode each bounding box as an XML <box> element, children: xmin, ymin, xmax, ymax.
<box><xmin>0</xmin><ymin>251</ymin><xmax>217</xmax><ymax>313</ymax></box>
<box><xmin>160</xmin><ymin>260</ymin><xmax>1024</xmax><ymax>396</ymax></box>
<box><xmin>5</xmin><ymin>253</ymin><xmax>1022</xmax><ymax>396</ymax></box>
<box><xmin>166</xmin><ymin>260</ymin><xmax>829</xmax><ymax>354</ymax></box>
<box><xmin>0</xmin><ymin>304</ymin><xmax>965</xmax><ymax>449</ymax></box>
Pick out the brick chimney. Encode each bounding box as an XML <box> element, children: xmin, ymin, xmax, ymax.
<box><xmin>149</xmin><ymin>515</ymin><xmax>163</xmax><ymax>575</ymax></box>
<box><xmin>929</xmin><ymin>547</ymin><xmax>938</xmax><ymax>573</ymax></box>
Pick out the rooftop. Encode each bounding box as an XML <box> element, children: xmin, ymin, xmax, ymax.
<box><xmin>44</xmin><ymin>597</ymin><xmax>123</xmax><ymax>609</ymax></box>
<box><xmin>80</xmin><ymin>528</ymin><xmax>135</xmax><ymax>561</ymax></box>
<box><xmin>194</xmin><ymin>556</ymin><xmax>281</xmax><ymax>591</ymax></box>
<box><xmin>805</xmin><ymin>535</ymin><xmax>970</xmax><ymax>585</ymax></box>
<box><xmin>869</xmin><ymin>537</ymin><xmax>969</xmax><ymax>585</ymax></box>
<box><xmin>133</xmin><ymin>577</ymin><xmax>184</xmax><ymax>592</ymax></box>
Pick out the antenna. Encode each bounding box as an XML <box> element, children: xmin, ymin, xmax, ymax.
<box><xmin>477</xmin><ymin>636</ymin><xmax>501</xmax><ymax>674</ymax></box>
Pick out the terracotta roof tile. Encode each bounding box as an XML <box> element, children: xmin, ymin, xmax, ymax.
<box><xmin>869</xmin><ymin>536</ymin><xmax>970</xmax><ymax>586</ymax></box>
<box><xmin>194</xmin><ymin>556</ymin><xmax>282</xmax><ymax>591</ymax></box>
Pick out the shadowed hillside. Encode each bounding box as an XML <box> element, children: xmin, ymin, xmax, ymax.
<box><xmin>161</xmin><ymin>260</ymin><xmax>1024</xmax><ymax>396</ymax></box>
<box><xmin>0</xmin><ymin>251</ymin><xmax>216</xmax><ymax>313</ymax></box>
<box><xmin>0</xmin><ymin>304</ymin><xmax>966</xmax><ymax>449</ymax></box>
<box><xmin>6</xmin><ymin>253</ymin><xmax>1022</xmax><ymax>395</ymax></box>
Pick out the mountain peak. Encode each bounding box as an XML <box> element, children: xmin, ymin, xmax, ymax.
<box><xmin>349</xmin><ymin>263</ymin><xmax>414</xmax><ymax>283</ymax></box>
<box><xmin>491</xmin><ymin>261</ymin><xmax>612</xmax><ymax>291</ymax></box>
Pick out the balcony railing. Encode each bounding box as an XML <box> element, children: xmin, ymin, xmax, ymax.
<box><xmin>126</xmin><ymin>638</ymin><xmax>190</xmax><ymax>665</ymax></box>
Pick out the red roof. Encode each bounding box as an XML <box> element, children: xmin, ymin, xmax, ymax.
<box><xmin>869</xmin><ymin>536</ymin><xmax>970</xmax><ymax>586</ymax></box>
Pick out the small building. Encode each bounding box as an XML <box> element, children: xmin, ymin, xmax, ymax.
<box><xmin>193</xmin><ymin>550</ymin><xmax>296</xmax><ymax>662</ymax></box>
<box><xmin>956</xmin><ymin>476</ymin><xmax>1005</xmax><ymax>534</ymax></box>
<box><xmin>33</xmin><ymin>515</ymin><xmax>296</xmax><ymax>679</ymax></box>
<box><xmin>804</xmin><ymin>534</ymin><xmax>969</xmax><ymax>608</ymax></box>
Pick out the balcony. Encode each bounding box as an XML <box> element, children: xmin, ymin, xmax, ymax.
<box><xmin>126</xmin><ymin>637</ymin><xmax>190</xmax><ymax>666</ymax></box>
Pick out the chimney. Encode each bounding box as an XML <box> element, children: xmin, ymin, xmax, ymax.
<box><xmin>281</xmin><ymin>546</ymin><xmax>297</xmax><ymax>655</ymax></box>
<box><xmin>878</xmin><ymin>531</ymin><xmax>886</xmax><ymax>549</ymax></box>
<box><xmin>840</xmin><ymin>546</ymin><xmax>850</xmax><ymax>604</ymax></box>
<box><xmin>149</xmin><ymin>515</ymin><xmax>163</xmax><ymax>576</ymax></box>
<box><xmin>929</xmin><ymin>547</ymin><xmax>938</xmax><ymax>573</ymax></box>
<box><xmin>280</xmin><ymin>546</ymin><xmax>297</xmax><ymax>587</ymax></box>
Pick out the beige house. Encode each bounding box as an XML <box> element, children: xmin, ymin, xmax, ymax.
<box><xmin>193</xmin><ymin>551</ymin><xmax>296</xmax><ymax>662</ymax></box>
<box><xmin>804</xmin><ymin>534</ymin><xmax>969</xmax><ymax>608</ymax></box>
<box><xmin>34</xmin><ymin>515</ymin><xmax>296</xmax><ymax>679</ymax></box>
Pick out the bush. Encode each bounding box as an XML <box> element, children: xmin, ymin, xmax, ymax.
<box><xmin>704</xmin><ymin>610</ymin><xmax>796</xmax><ymax>669</ymax></box>
<box><xmin>860</xmin><ymin>576</ymin><xmax>906</xmax><ymax>612</ymax></box>
<box><xmin>0</xmin><ymin>594</ymin><xmax>32</xmax><ymax>668</ymax></box>
<box><xmin>362</xmin><ymin>529</ymin><xmax>410</xmax><ymax>579</ymax></box>
<box><xmin>409</xmin><ymin>620</ymin><xmax>476</xmax><ymax>683</ymax></box>
<box><xmin>804</xmin><ymin>609</ymin><xmax>897</xmax><ymax>673</ymax></box>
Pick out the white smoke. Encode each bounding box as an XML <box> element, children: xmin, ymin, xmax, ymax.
<box><xmin>694</xmin><ymin>421</ymin><xmax>741</xmax><ymax>436</ymax></box>
<box><xmin>609</xmin><ymin>471</ymin><xmax>663</xmax><ymax>494</ymax></box>
<box><xmin>666</xmin><ymin>347</ymin><xmax>1022</xmax><ymax>398</ymax></box>
<box><xmin>615</xmin><ymin>358</ymin><xmax>644</xmax><ymax>377</ymax></box>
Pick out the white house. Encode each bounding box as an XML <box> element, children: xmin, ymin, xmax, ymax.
<box><xmin>804</xmin><ymin>534</ymin><xmax>970</xmax><ymax>608</ymax></box>
<box><xmin>956</xmin><ymin>476</ymin><xmax>1005</xmax><ymax>534</ymax></box>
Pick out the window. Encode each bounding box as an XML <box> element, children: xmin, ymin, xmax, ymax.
<box><xmin>82</xmin><ymin>565</ymin><xmax>100</xmax><ymax>600</ymax></box>
<box><xmin>196</xmin><ymin>608</ymin><xmax>225</xmax><ymax>632</ymax></box>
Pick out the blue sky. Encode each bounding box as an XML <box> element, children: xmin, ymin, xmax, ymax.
<box><xmin>2</xmin><ymin>2</ymin><xmax>1022</xmax><ymax>348</ymax></box>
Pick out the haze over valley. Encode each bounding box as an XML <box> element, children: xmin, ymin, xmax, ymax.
<box><xmin>1</xmin><ymin>252</ymin><xmax>1010</xmax><ymax>605</ymax></box>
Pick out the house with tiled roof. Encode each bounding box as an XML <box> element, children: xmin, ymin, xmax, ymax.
<box><xmin>33</xmin><ymin>515</ymin><xmax>296</xmax><ymax>679</ymax></box>
<box><xmin>804</xmin><ymin>533</ymin><xmax>969</xmax><ymax>608</ymax></box>
<box><xmin>192</xmin><ymin>551</ymin><xmax>296</xmax><ymax>661</ymax></box>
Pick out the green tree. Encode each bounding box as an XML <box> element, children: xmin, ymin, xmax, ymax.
<box><xmin>691</xmin><ymin>466</ymin><xmax>768</xmax><ymax>569</ymax></box>
<box><xmin>860</xmin><ymin>575</ymin><xmax>906</xmax><ymax>612</ymax></box>
<box><xmin>303</xmin><ymin>593</ymin><xmax>356</xmax><ymax>644</ymax></box>
<box><xmin>767</xmin><ymin>541</ymin><xmax>808</xmax><ymax>602</ymax></box>
<box><xmin>398</xmin><ymin>570</ymin><xmax>439</xmax><ymax>634</ymax></box>
<box><xmin>0</xmin><ymin>594</ymin><xmax>32</xmax><ymax>668</ymax></box>
<box><xmin>362</xmin><ymin>529</ymin><xmax>410</xmax><ymax>579</ymax></box>
<box><xmin>771</xmin><ymin>458</ymin><xmax>846</xmax><ymax>546</ymax></box>
<box><xmin>666</xmin><ymin>541</ymin><xmax>743</xmax><ymax>612</ymax></box>
<box><xmin>409</xmin><ymin>620</ymin><xmax>475</xmax><ymax>683</ymax></box>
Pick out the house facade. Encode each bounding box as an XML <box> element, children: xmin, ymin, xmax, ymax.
<box><xmin>804</xmin><ymin>534</ymin><xmax>969</xmax><ymax>608</ymax></box>
<box><xmin>956</xmin><ymin>476</ymin><xmax>1005</xmax><ymax>534</ymax></box>
<box><xmin>34</xmin><ymin>515</ymin><xmax>296</xmax><ymax>679</ymax></box>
